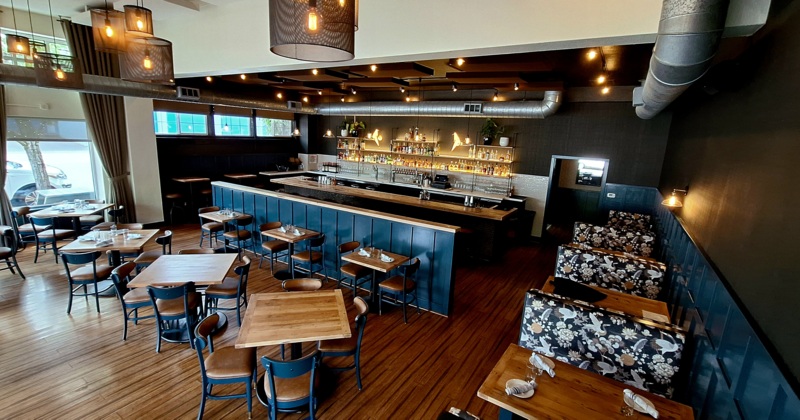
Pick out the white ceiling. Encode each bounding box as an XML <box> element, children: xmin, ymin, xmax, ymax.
<box><xmin>0</xmin><ymin>0</ymin><xmax>230</xmax><ymax>21</ymax></box>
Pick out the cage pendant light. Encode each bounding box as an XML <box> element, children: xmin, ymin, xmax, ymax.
<box><xmin>6</xmin><ymin>0</ymin><xmax>31</xmax><ymax>57</ymax></box>
<box><xmin>269</xmin><ymin>0</ymin><xmax>355</xmax><ymax>62</ymax></box>
<box><xmin>120</xmin><ymin>36</ymin><xmax>174</xmax><ymax>84</ymax></box>
<box><xmin>91</xmin><ymin>1</ymin><xmax>127</xmax><ymax>53</ymax></box>
<box><xmin>34</xmin><ymin>0</ymin><xmax>84</xmax><ymax>89</ymax></box>
<box><xmin>124</xmin><ymin>1</ymin><xmax>154</xmax><ymax>38</ymax></box>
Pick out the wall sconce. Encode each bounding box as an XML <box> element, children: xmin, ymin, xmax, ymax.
<box><xmin>662</xmin><ymin>188</ymin><xmax>687</xmax><ymax>208</ymax></box>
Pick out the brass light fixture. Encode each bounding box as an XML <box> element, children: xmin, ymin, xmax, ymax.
<box><xmin>124</xmin><ymin>2</ymin><xmax>154</xmax><ymax>38</ymax></box>
<box><xmin>34</xmin><ymin>0</ymin><xmax>84</xmax><ymax>89</ymax></box>
<box><xmin>120</xmin><ymin>36</ymin><xmax>174</xmax><ymax>84</ymax></box>
<box><xmin>269</xmin><ymin>0</ymin><xmax>355</xmax><ymax>62</ymax></box>
<box><xmin>7</xmin><ymin>0</ymin><xmax>31</xmax><ymax>57</ymax></box>
<box><xmin>90</xmin><ymin>1</ymin><xmax>126</xmax><ymax>53</ymax></box>
<box><xmin>662</xmin><ymin>188</ymin><xmax>687</xmax><ymax>208</ymax></box>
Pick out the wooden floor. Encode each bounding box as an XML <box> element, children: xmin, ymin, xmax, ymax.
<box><xmin>0</xmin><ymin>225</ymin><xmax>556</xmax><ymax>419</ymax></box>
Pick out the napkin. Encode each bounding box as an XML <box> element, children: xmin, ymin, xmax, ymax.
<box><xmin>292</xmin><ymin>229</ymin><xmax>303</xmax><ymax>236</ymax></box>
<box><xmin>95</xmin><ymin>240</ymin><xmax>113</xmax><ymax>247</ymax></box>
<box><xmin>505</xmin><ymin>381</ymin><xmax>534</xmax><ymax>396</ymax></box>
<box><xmin>531</xmin><ymin>353</ymin><xmax>556</xmax><ymax>378</ymax></box>
<box><xmin>623</xmin><ymin>389</ymin><xmax>659</xmax><ymax>418</ymax></box>
<box><xmin>279</xmin><ymin>226</ymin><xmax>287</xmax><ymax>233</ymax></box>
<box><xmin>380</xmin><ymin>254</ymin><xmax>394</xmax><ymax>263</ymax></box>
<box><xmin>78</xmin><ymin>235</ymin><xmax>94</xmax><ymax>242</ymax></box>
<box><xmin>127</xmin><ymin>233</ymin><xmax>143</xmax><ymax>240</ymax></box>
<box><xmin>358</xmin><ymin>248</ymin><xmax>370</xmax><ymax>257</ymax></box>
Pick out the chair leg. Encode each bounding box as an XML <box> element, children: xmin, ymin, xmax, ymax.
<box><xmin>155</xmin><ymin>320</ymin><xmax>162</xmax><ymax>353</ymax></box>
<box><xmin>123</xmin><ymin>311</ymin><xmax>129</xmax><ymax>341</ymax></box>
<box><xmin>52</xmin><ymin>241</ymin><xmax>59</xmax><ymax>263</ymax></box>
<box><xmin>245</xmin><ymin>376</ymin><xmax>252</xmax><ymax>419</ymax></box>
<box><xmin>402</xmin><ymin>290</ymin><xmax>407</xmax><ymax>324</ymax></box>
<box><xmin>67</xmin><ymin>283</ymin><xmax>74</xmax><ymax>314</ymax></box>
<box><xmin>199</xmin><ymin>232</ymin><xmax>205</xmax><ymax>248</ymax></box>
<box><xmin>378</xmin><ymin>289</ymin><xmax>383</xmax><ymax>315</ymax></box>
<box><xmin>34</xmin><ymin>241</ymin><xmax>40</xmax><ymax>263</ymax></box>
<box><xmin>355</xmin><ymin>351</ymin><xmax>363</xmax><ymax>390</ymax></box>
<box><xmin>94</xmin><ymin>280</ymin><xmax>101</xmax><ymax>313</ymax></box>
<box><xmin>197</xmin><ymin>381</ymin><xmax>207</xmax><ymax>420</ymax></box>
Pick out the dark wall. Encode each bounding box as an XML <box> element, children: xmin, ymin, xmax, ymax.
<box><xmin>309</xmin><ymin>102</ymin><xmax>671</xmax><ymax>187</ymax></box>
<box><xmin>659</xmin><ymin>3</ymin><xmax>800</xmax><ymax>379</ymax></box>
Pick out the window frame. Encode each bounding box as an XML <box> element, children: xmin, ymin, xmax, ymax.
<box><xmin>153</xmin><ymin>111</ymin><xmax>209</xmax><ymax>136</ymax></box>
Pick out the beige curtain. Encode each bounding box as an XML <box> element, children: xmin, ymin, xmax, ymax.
<box><xmin>61</xmin><ymin>21</ymin><xmax>136</xmax><ymax>222</ymax></box>
<box><xmin>0</xmin><ymin>87</ymin><xmax>12</xmax><ymax>226</ymax></box>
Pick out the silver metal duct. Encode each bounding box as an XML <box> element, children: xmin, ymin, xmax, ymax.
<box><xmin>634</xmin><ymin>0</ymin><xmax>730</xmax><ymax>119</ymax></box>
<box><xmin>317</xmin><ymin>91</ymin><xmax>562</xmax><ymax>119</ymax></box>
<box><xmin>0</xmin><ymin>64</ymin><xmax>316</xmax><ymax>114</ymax></box>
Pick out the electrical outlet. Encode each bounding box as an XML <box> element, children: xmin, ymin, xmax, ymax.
<box><xmin>606</xmin><ymin>193</ymin><xmax>616</xmax><ymax>198</ymax></box>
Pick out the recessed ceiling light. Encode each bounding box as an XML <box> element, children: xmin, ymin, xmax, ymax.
<box><xmin>240</xmin><ymin>74</ymin><xmax>246</xmax><ymax>80</ymax></box>
<box><xmin>597</xmin><ymin>75</ymin><xmax>606</xmax><ymax>84</ymax></box>
<box><xmin>399</xmin><ymin>86</ymin><xmax>405</xmax><ymax>93</ymax></box>
<box><xmin>452</xmin><ymin>83</ymin><xmax>458</xmax><ymax>92</ymax></box>
<box><xmin>456</xmin><ymin>58</ymin><xmax>465</xmax><ymax>66</ymax></box>
<box><xmin>302</xmin><ymin>96</ymin><xmax>308</xmax><ymax>102</ymax></box>
<box><xmin>587</xmin><ymin>50</ymin><xmax>598</xmax><ymax>60</ymax></box>
<box><xmin>493</xmin><ymin>90</ymin><xmax>499</xmax><ymax>101</ymax></box>
<box><xmin>405</xmin><ymin>93</ymin><xmax>411</xmax><ymax>102</ymax></box>
<box><xmin>370</xmin><ymin>64</ymin><xmax>377</xmax><ymax>72</ymax></box>
<box><xmin>277</xmin><ymin>92</ymin><xmax>283</xmax><ymax>99</ymax></box>
<box><xmin>341</xmin><ymin>97</ymin><xmax>345</xmax><ymax>102</ymax></box>
<box><xmin>351</xmin><ymin>87</ymin><xmax>357</xmax><ymax>94</ymax></box>
<box><xmin>205</xmin><ymin>76</ymin><xmax>212</xmax><ymax>82</ymax></box>
<box><xmin>514</xmin><ymin>83</ymin><xmax>519</xmax><ymax>91</ymax></box>
<box><xmin>312</xmin><ymin>68</ymin><xmax>318</xmax><ymax>75</ymax></box>
<box><xmin>318</xmin><ymin>90</ymin><xmax>323</xmax><ymax>95</ymax></box>
<box><xmin>601</xmin><ymin>86</ymin><xmax>610</xmax><ymax>94</ymax></box>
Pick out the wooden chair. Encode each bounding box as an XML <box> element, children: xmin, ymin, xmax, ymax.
<box><xmin>290</xmin><ymin>233</ymin><xmax>326</xmax><ymax>279</ymax></box>
<box><xmin>198</xmin><ymin>206</ymin><xmax>223</xmax><ymax>248</ymax></box>
<box><xmin>110</xmin><ymin>262</ymin><xmax>153</xmax><ymax>340</ymax></box>
<box><xmin>10</xmin><ymin>206</ymin><xmax>43</xmax><ymax>249</ymax></box>
<box><xmin>205</xmin><ymin>256</ymin><xmax>251</xmax><ymax>326</ymax></box>
<box><xmin>257</xmin><ymin>351</ymin><xmax>321</xmax><ymax>420</ymax></box>
<box><xmin>29</xmin><ymin>216</ymin><xmax>74</xmax><ymax>263</ymax></box>
<box><xmin>258</xmin><ymin>222</ymin><xmax>289</xmax><ymax>273</ymax></box>
<box><xmin>0</xmin><ymin>227</ymin><xmax>25</xmax><ymax>279</ymax></box>
<box><xmin>178</xmin><ymin>248</ymin><xmax>216</xmax><ymax>255</ymax></box>
<box><xmin>281</xmin><ymin>278</ymin><xmax>323</xmax><ymax>292</ymax></box>
<box><xmin>61</xmin><ymin>251</ymin><xmax>114</xmax><ymax>314</ymax></box>
<box><xmin>91</xmin><ymin>205</ymin><xmax>126</xmax><ymax>231</ymax></box>
<box><xmin>194</xmin><ymin>313</ymin><xmax>257</xmax><ymax>420</ymax></box>
<box><xmin>378</xmin><ymin>257</ymin><xmax>421</xmax><ymax>324</ymax></box>
<box><xmin>147</xmin><ymin>282</ymin><xmax>202</xmax><ymax>353</ymax></box>
<box><xmin>336</xmin><ymin>241</ymin><xmax>372</xmax><ymax>298</ymax></box>
<box><xmin>133</xmin><ymin>230</ymin><xmax>172</xmax><ymax>271</ymax></box>
<box><xmin>318</xmin><ymin>296</ymin><xmax>369</xmax><ymax>389</ymax></box>
<box><xmin>223</xmin><ymin>215</ymin><xmax>256</xmax><ymax>259</ymax></box>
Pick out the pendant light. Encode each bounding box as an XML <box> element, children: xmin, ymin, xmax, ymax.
<box><xmin>269</xmin><ymin>0</ymin><xmax>355</xmax><ymax>62</ymax></box>
<box><xmin>120</xmin><ymin>36</ymin><xmax>174</xmax><ymax>84</ymax></box>
<box><xmin>34</xmin><ymin>0</ymin><xmax>83</xmax><ymax>89</ymax></box>
<box><xmin>91</xmin><ymin>1</ymin><xmax>127</xmax><ymax>53</ymax></box>
<box><xmin>25</xmin><ymin>0</ymin><xmax>45</xmax><ymax>60</ymax></box>
<box><xmin>124</xmin><ymin>1</ymin><xmax>154</xmax><ymax>38</ymax></box>
<box><xmin>7</xmin><ymin>0</ymin><xmax>31</xmax><ymax>57</ymax></box>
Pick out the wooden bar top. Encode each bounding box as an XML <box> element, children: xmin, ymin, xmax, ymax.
<box><xmin>272</xmin><ymin>176</ymin><xmax>516</xmax><ymax>221</ymax></box>
<box><xmin>477</xmin><ymin>343</ymin><xmax>693</xmax><ymax>419</ymax></box>
<box><xmin>541</xmin><ymin>276</ymin><xmax>670</xmax><ymax>323</ymax></box>
<box><xmin>224</xmin><ymin>173</ymin><xmax>257</xmax><ymax>179</ymax></box>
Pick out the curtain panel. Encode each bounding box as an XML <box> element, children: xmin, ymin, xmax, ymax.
<box><xmin>61</xmin><ymin>21</ymin><xmax>136</xmax><ymax>222</ymax></box>
<box><xmin>0</xmin><ymin>87</ymin><xmax>12</xmax><ymax>226</ymax></box>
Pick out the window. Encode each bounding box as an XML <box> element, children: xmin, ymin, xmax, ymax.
<box><xmin>1</xmin><ymin>29</ymin><xmax>71</xmax><ymax>68</ymax></box>
<box><xmin>576</xmin><ymin>159</ymin><xmax>606</xmax><ymax>186</ymax></box>
<box><xmin>153</xmin><ymin>111</ymin><xmax>208</xmax><ymax>135</ymax></box>
<box><xmin>4</xmin><ymin>117</ymin><xmax>99</xmax><ymax>206</ymax></box>
<box><xmin>214</xmin><ymin>115</ymin><xmax>251</xmax><ymax>136</ymax></box>
<box><xmin>256</xmin><ymin>117</ymin><xmax>293</xmax><ymax>137</ymax></box>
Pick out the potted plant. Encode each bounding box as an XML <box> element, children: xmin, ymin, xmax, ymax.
<box><xmin>479</xmin><ymin>118</ymin><xmax>504</xmax><ymax>145</ymax></box>
<box><xmin>350</xmin><ymin>121</ymin><xmax>366</xmax><ymax>138</ymax></box>
<box><xmin>339</xmin><ymin>120</ymin><xmax>350</xmax><ymax>137</ymax></box>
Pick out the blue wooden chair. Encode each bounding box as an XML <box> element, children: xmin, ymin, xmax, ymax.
<box><xmin>318</xmin><ymin>296</ymin><xmax>369</xmax><ymax>389</ymax></box>
<box><xmin>194</xmin><ymin>313</ymin><xmax>256</xmax><ymax>420</ymax></box>
<box><xmin>133</xmin><ymin>230</ymin><xmax>173</xmax><ymax>271</ymax></box>
<box><xmin>258</xmin><ymin>222</ymin><xmax>289</xmax><ymax>274</ymax></box>
<box><xmin>62</xmin><ymin>251</ymin><xmax>114</xmax><ymax>313</ymax></box>
<box><xmin>204</xmin><ymin>256</ymin><xmax>251</xmax><ymax>326</ymax></box>
<box><xmin>147</xmin><ymin>282</ymin><xmax>201</xmax><ymax>353</ymax></box>
<box><xmin>30</xmin><ymin>216</ymin><xmax>74</xmax><ymax>263</ymax></box>
<box><xmin>198</xmin><ymin>206</ymin><xmax>223</xmax><ymax>248</ymax></box>
<box><xmin>222</xmin><ymin>215</ymin><xmax>256</xmax><ymax>259</ymax></box>
<box><xmin>378</xmin><ymin>257</ymin><xmax>421</xmax><ymax>324</ymax></box>
<box><xmin>110</xmin><ymin>262</ymin><xmax>153</xmax><ymax>341</ymax></box>
<box><xmin>257</xmin><ymin>351</ymin><xmax>321</xmax><ymax>420</ymax></box>
<box><xmin>336</xmin><ymin>241</ymin><xmax>372</xmax><ymax>298</ymax></box>
<box><xmin>0</xmin><ymin>227</ymin><xmax>25</xmax><ymax>279</ymax></box>
<box><xmin>290</xmin><ymin>233</ymin><xmax>326</xmax><ymax>279</ymax></box>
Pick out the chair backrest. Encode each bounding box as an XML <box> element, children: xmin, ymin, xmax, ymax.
<box><xmin>108</xmin><ymin>205</ymin><xmax>125</xmax><ymax>223</ymax></box>
<box><xmin>231</xmin><ymin>214</ymin><xmax>253</xmax><ymax>228</ymax></box>
<box><xmin>178</xmin><ymin>248</ymin><xmax>216</xmax><ymax>255</ymax></box>
<box><xmin>29</xmin><ymin>215</ymin><xmax>54</xmax><ymax>228</ymax></box>
<box><xmin>1</xmin><ymin>227</ymin><xmax>19</xmax><ymax>256</ymax></box>
<box><xmin>282</xmin><ymin>278</ymin><xmax>323</xmax><ymax>292</ymax></box>
<box><xmin>308</xmin><ymin>233</ymin><xmax>326</xmax><ymax>248</ymax></box>
<box><xmin>61</xmin><ymin>251</ymin><xmax>103</xmax><ymax>283</ymax></box>
<box><xmin>235</xmin><ymin>256</ymin><xmax>252</xmax><ymax>296</ymax></box>
<box><xmin>401</xmin><ymin>257</ymin><xmax>421</xmax><ymax>278</ymax></box>
<box><xmin>147</xmin><ymin>282</ymin><xmax>196</xmax><ymax>321</ymax></box>
<box><xmin>198</xmin><ymin>206</ymin><xmax>220</xmax><ymax>215</ymax></box>
<box><xmin>156</xmin><ymin>230</ymin><xmax>173</xmax><ymax>255</ymax></box>
<box><xmin>353</xmin><ymin>296</ymin><xmax>369</xmax><ymax>349</ymax></box>
<box><xmin>260</xmin><ymin>221</ymin><xmax>281</xmax><ymax>232</ymax></box>
<box><xmin>110</xmin><ymin>262</ymin><xmax>137</xmax><ymax>302</ymax></box>
<box><xmin>338</xmin><ymin>241</ymin><xmax>360</xmax><ymax>255</ymax></box>
<box><xmin>194</xmin><ymin>312</ymin><xmax>225</xmax><ymax>354</ymax></box>
<box><xmin>261</xmin><ymin>351</ymin><xmax>320</xmax><ymax>419</ymax></box>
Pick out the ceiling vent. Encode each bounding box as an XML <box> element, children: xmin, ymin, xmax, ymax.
<box><xmin>287</xmin><ymin>100</ymin><xmax>302</xmax><ymax>111</ymax></box>
<box><xmin>463</xmin><ymin>103</ymin><xmax>482</xmax><ymax>114</ymax></box>
<box><xmin>176</xmin><ymin>86</ymin><xmax>200</xmax><ymax>101</ymax></box>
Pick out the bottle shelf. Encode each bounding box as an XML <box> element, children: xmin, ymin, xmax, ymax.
<box><xmin>392</xmin><ymin>139</ymin><xmax>439</xmax><ymax>144</ymax></box>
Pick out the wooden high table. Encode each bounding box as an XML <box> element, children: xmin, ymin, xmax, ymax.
<box><xmin>236</xmin><ymin>289</ymin><xmax>351</xmax><ymax>359</ymax></box>
<box><xmin>477</xmin><ymin>343</ymin><xmax>693</xmax><ymax>419</ymax></box>
<box><xmin>341</xmin><ymin>249</ymin><xmax>409</xmax><ymax>304</ymax></box>
<box><xmin>173</xmin><ymin>176</ymin><xmax>210</xmax><ymax>210</ymax></box>
<box><xmin>261</xmin><ymin>226</ymin><xmax>320</xmax><ymax>278</ymax></box>
<box><xmin>540</xmin><ymin>276</ymin><xmax>671</xmax><ymax>323</ymax></box>
<box><xmin>31</xmin><ymin>202</ymin><xmax>115</xmax><ymax>238</ymax></box>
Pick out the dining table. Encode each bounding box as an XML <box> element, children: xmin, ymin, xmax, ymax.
<box><xmin>60</xmin><ymin>229</ymin><xmax>160</xmax><ymax>267</ymax></box>
<box><xmin>198</xmin><ymin>210</ymin><xmax>252</xmax><ymax>252</ymax></box>
<box><xmin>261</xmin><ymin>226</ymin><xmax>320</xmax><ymax>278</ymax></box>
<box><xmin>477</xmin><ymin>343</ymin><xmax>693</xmax><ymax>419</ymax></box>
<box><xmin>540</xmin><ymin>276</ymin><xmax>671</xmax><ymax>323</ymax></box>
<box><xmin>340</xmin><ymin>248</ymin><xmax>410</xmax><ymax>304</ymax></box>
<box><xmin>235</xmin><ymin>289</ymin><xmax>351</xmax><ymax>359</ymax></box>
<box><xmin>31</xmin><ymin>202</ymin><xmax>115</xmax><ymax>238</ymax></box>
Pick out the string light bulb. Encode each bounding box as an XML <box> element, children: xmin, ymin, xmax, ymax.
<box><xmin>142</xmin><ymin>51</ymin><xmax>153</xmax><ymax>70</ymax></box>
<box><xmin>318</xmin><ymin>90</ymin><xmax>323</xmax><ymax>95</ymax></box>
<box><xmin>370</xmin><ymin>64</ymin><xmax>377</xmax><ymax>72</ymax></box>
<box><xmin>597</xmin><ymin>75</ymin><xmax>606</xmax><ymax>84</ymax></box>
<box><xmin>399</xmin><ymin>86</ymin><xmax>405</xmax><ymax>93</ymax></box>
<box><xmin>312</xmin><ymin>68</ymin><xmax>318</xmax><ymax>75</ymax></box>
<box><xmin>306</xmin><ymin>0</ymin><xmax>320</xmax><ymax>34</ymax></box>
<box><xmin>601</xmin><ymin>86</ymin><xmax>610</xmax><ymax>94</ymax></box>
<box><xmin>240</xmin><ymin>74</ymin><xmax>246</xmax><ymax>80</ymax></box>
<box><xmin>514</xmin><ymin>83</ymin><xmax>519</xmax><ymax>91</ymax></box>
<box><xmin>104</xmin><ymin>18</ymin><xmax>114</xmax><ymax>38</ymax></box>
<box><xmin>406</xmin><ymin>93</ymin><xmax>411</xmax><ymax>102</ymax></box>
<box><xmin>302</xmin><ymin>96</ymin><xmax>309</xmax><ymax>102</ymax></box>
<box><xmin>341</xmin><ymin>97</ymin><xmax>345</xmax><ymax>102</ymax></box>
<box><xmin>277</xmin><ymin>92</ymin><xmax>283</xmax><ymax>99</ymax></box>
<box><xmin>206</xmin><ymin>76</ymin><xmax>212</xmax><ymax>82</ymax></box>
<box><xmin>223</xmin><ymin>123</ymin><xmax>230</xmax><ymax>132</ymax></box>
<box><xmin>54</xmin><ymin>65</ymin><xmax>66</xmax><ymax>81</ymax></box>
<box><xmin>493</xmin><ymin>90</ymin><xmax>499</xmax><ymax>101</ymax></box>
<box><xmin>456</xmin><ymin>58</ymin><xmax>465</xmax><ymax>66</ymax></box>
<box><xmin>351</xmin><ymin>87</ymin><xmax>357</xmax><ymax>94</ymax></box>
<box><xmin>587</xmin><ymin>50</ymin><xmax>598</xmax><ymax>60</ymax></box>
<box><xmin>452</xmin><ymin>83</ymin><xmax>458</xmax><ymax>92</ymax></box>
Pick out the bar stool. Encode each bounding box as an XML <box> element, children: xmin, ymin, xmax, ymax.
<box><xmin>164</xmin><ymin>193</ymin><xmax>186</xmax><ymax>225</ymax></box>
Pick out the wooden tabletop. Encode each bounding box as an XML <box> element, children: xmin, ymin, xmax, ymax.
<box><xmin>341</xmin><ymin>249</ymin><xmax>410</xmax><ymax>273</ymax></box>
<box><xmin>172</xmin><ymin>176</ymin><xmax>210</xmax><ymax>183</ymax></box>
<box><xmin>541</xmin><ymin>276</ymin><xmax>671</xmax><ymax>323</ymax></box>
<box><xmin>60</xmin><ymin>229</ymin><xmax>160</xmax><ymax>254</ymax></box>
<box><xmin>32</xmin><ymin>202</ymin><xmax>115</xmax><ymax>218</ymax></box>
<box><xmin>199</xmin><ymin>211</ymin><xmax>251</xmax><ymax>224</ymax></box>
<box><xmin>272</xmin><ymin>176</ymin><xmax>516</xmax><ymax>221</ymax></box>
<box><xmin>477</xmin><ymin>343</ymin><xmax>693</xmax><ymax>419</ymax></box>
<box><xmin>235</xmin><ymin>290</ymin><xmax>351</xmax><ymax>349</ymax></box>
<box><xmin>262</xmin><ymin>227</ymin><xmax>320</xmax><ymax>244</ymax></box>
<box><xmin>224</xmin><ymin>173</ymin><xmax>258</xmax><ymax>179</ymax></box>
<box><xmin>127</xmin><ymin>254</ymin><xmax>238</xmax><ymax>288</ymax></box>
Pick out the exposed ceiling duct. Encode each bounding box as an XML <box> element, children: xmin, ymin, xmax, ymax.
<box><xmin>317</xmin><ymin>91</ymin><xmax>562</xmax><ymax>119</ymax></box>
<box><xmin>633</xmin><ymin>0</ymin><xmax>731</xmax><ymax>119</ymax></box>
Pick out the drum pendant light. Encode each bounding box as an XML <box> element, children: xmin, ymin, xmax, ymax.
<box><xmin>34</xmin><ymin>0</ymin><xmax>84</xmax><ymax>89</ymax></box>
<box><xmin>124</xmin><ymin>1</ymin><xmax>154</xmax><ymax>38</ymax></box>
<box><xmin>6</xmin><ymin>0</ymin><xmax>31</xmax><ymax>57</ymax></box>
<box><xmin>90</xmin><ymin>1</ymin><xmax>127</xmax><ymax>53</ymax></box>
<box><xmin>120</xmin><ymin>36</ymin><xmax>174</xmax><ymax>84</ymax></box>
<box><xmin>269</xmin><ymin>0</ymin><xmax>355</xmax><ymax>62</ymax></box>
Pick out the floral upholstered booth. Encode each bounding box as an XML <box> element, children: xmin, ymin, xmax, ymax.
<box><xmin>606</xmin><ymin>210</ymin><xmax>654</xmax><ymax>235</ymax></box>
<box><xmin>572</xmin><ymin>222</ymin><xmax>656</xmax><ymax>258</ymax></box>
<box><xmin>554</xmin><ymin>245</ymin><xmax>667</xmax><ymax>300</ymax></box>
<box><xmin>518</xmin><ymin>289</ymin><xmax>686</xmax><ymax>399</ymax></box>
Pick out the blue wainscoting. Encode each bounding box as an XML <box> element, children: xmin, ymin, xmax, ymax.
<box><xmin>595</xmin><ymin>183</ymin><xmax>799</xmax><ymax>418</ymax></box>
<box><xmin>212</xmin><ymin>183</ymin><xmax>457</xmax><ymax>316</ymax></box>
